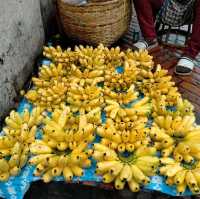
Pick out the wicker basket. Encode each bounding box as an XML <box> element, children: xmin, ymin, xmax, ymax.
<box><xmin>57</xmin><ymin>0</ymin><xmax>132</xmax><ymax>46</ymax></box>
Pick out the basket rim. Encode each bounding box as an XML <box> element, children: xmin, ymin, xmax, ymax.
<box><xmin>58</xmin><ymin>0</ymin><xmax>122</xmax><ymax>7</ymax></box>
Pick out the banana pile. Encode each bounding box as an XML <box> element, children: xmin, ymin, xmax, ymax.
<box><xmin>103</xmin><ymin>84</ymin><xmax>139</xmax><ymax>105</ymax></box>
<box><xmin>104</xmin><ymin>60</ymin><xmax>139</xmax><ymax>92</ymax></box>
<box><xmin>0</xmin><ymin>107</ymin><xmax>43</xmax><ymax>181</ymax></box>
<box><xmin>1</xmin><ymin>44</ymin><xmax>200</xmax><ymax>196</ymax></box>
<box><xmin>103</xmin><ymin>46</ymin><xmax>125</xmax><ymax>67</ymax></box>
<box><xmin>93</xmin><ymin>143</ymin><xmax>159</xmax><ymax>191</ymax></box>
<box><xmin>67</xmin><ymin>84</ymin><xmax>104</xmax><ymax>114</ymax></box>
<box><xmin>30</xmin><ymin>141</ymin><xmax>92</xmax><ymax>183</ymax></box>
<box><xmin>150</xmin><ymin>115</ymin><xmax>200</xmax><ymax>162</ymax></box>
<box><xmin>104</xmin><ymin>96</ymin><xmax>151</xmax><ymax>122</ymax></box>
<box><xmin>43</xmin><ymin>46</ymin><xmax>77</xmax><ymax>65</ymax></box>
<box><xmin>160</xmin><ymin>157</ymin><xmax>200</xmax><ymax>194</ymax></box>
<box><xmin>68</xmin><ymin>64</ymin><xmax>104</xmax><ymax>86</ymax></box>
<box><xmin>152</xmin><ymin>96</ymin><xmax>194</xmax><ymax>117</ymax></box>
<box><xmin>125</xmin><ymin>49</ymin><xmax>154</xmax><ymax>71</ymax></box>
<box><xmin>25</xmin><ymin>63</ymin><xmax>68</xmax><ymax>112</ymax></box>
<box><xmin>29</xmin><ymin>106</ymin><xmax>94</xmax><ymax>182</ymax></box>
<box><xmin>42</xmin><ymin>106</ymin><xmax>96</xmax><ymax>150</ymax></box>
<box><xmin>136</xmin><ymin>64</ymin><xmax>181</xmax><ymax>116</ymax></box>
<box><xmin>97</xmin><ymin>118</ymin><xmax>150</xmax><ymax>152</ymax></box>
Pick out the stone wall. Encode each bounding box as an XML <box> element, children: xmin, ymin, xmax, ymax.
<box><xmin>0</xmin><ymin>0</ymin><xmax>55</xmax><ymax>120</ymax></box>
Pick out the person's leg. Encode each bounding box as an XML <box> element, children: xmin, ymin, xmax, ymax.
<box><xmin>133</xmin><ymin>0</ymin><xmax>164</xmax><ymax>41</ymax></box>
<box><xmin>175</xmin><ymin>0</ymin><xmax>200</xmax><ymax>75</ymax></box>
<box><xmin>184</xmin><ymin>0</ymin><xmax>200</xmax><ymax>59</ymax></box>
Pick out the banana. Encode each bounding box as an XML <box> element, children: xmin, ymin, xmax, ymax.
<box><xmin>177</xmin><ymin>182</ymin><xmax>187</xmax><ymax>194</ymax></box>
<box><xmin>63</xmin><ymin>166</ymin><xmax>73</xmax><ymax>181</ymax></box>
<box><xmin>52</xmin><ymin>166</ymin><xmax>63</xmax><ymax>177</ymax></box>
<box><xmin>42</xmin><ymin>169</ymin><xmax>53</xmax><ymax>183</ymax></box>
<box><xmin>0</xmin><ymin>159</ymin><xmax>9</xmax><ymax>173</ymax></box>
<box><xmin>119</xmin><ymin>164</ymin><xmax>132</xmax><ymax>182</ymax></box>
<box><xmin>174</xmin><ymin>170</ymin><xmax>186</xmax><ymax>185</ymax></box>
<box><xmin>0</xmin><ymin>172</ymin><xmax>10</xmax><ymax>182</ymax></box>
<box><xmin>70</xmin><ymin>165</ymin><xmax>84</xmax><ymax>177</ymax></box>
<box><xmin>114</xmin><ymin>176</ymin><xmax>126</xmax><ymax>190</ymax></box>
<box><xmin>9</xmin><ymin>166</ymin><xmax>21</xmax><ymax>176</ymax></box>
<box><xmin>128</xmin><ymin>178</ymin><xmax>140</xmax><ymax>192</ymax></box>
<box><xmin>103</xmin><ymin>172</ymin><xmax>115</xmax><ymax>183</ymax></box>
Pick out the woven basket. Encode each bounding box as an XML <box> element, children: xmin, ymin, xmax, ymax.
<box><xmin>57</xmin><ymin>0</ymin><xmax>132</xmax><ymax>46</ymax></box>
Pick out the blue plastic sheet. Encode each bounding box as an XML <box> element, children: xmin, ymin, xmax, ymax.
<box><xmin>0</xmin><ymin>60</ymin><xmax>194</xmax><ymax>199</ymax></box>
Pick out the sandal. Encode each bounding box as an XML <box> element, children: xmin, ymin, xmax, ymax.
<box><xmin>132</xmin><ymin>39</ymin><xmax>159</xmax><ymax>51</ymax></box>
<box><xmin>175</xmin><ymin>57</ymin><xmax>194</xmax><ymax>76</ymax></box>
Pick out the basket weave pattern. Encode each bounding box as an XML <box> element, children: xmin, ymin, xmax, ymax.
<box><xmin>57</xmin><ymin>0</ymin><xmax>132</xmax><ymax>46</ymax></box>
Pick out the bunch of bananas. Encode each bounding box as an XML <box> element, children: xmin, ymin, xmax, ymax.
<box><xmin>25</xmin><ymin>63</ymin><xmax>68</xmax><ymax>112</ymax></box>
<box><xmin>35</xmin><ymin>63</ymin><xmax>67</xmax><ymax>82</ymax></box>
<box><xmin>29</xmin><ymin>105</ymin><xmax>94</xmax><ymax>182</ymax></box>
<box><xmin>43</xmin><ymin>45</ymin><xmax>77</xmax><ymax>65</ymax></box>
<box><xmin>103</xmin><ymin>84</ymin><xmax>139</xmax><ymax>105</ymax></box>
<box><xmin>104</xmin><ymin>60</ymin><xmax>139</xmax><ymax>92</ymax></box>
<box><xmin>160</xmin><ymin>157</ymin><xmax>200</xmax><ymax>194</ymax></box>
<box><xmin>97</xmin><ymin>118</ymin><xmax>150</xmax><ymax>152</ymax></box>
<box><xmin>93</xmin><ymin>143</ymin><xmax>159</xmax><ymax>192</ymax></box>
<box><xmin>103</xmin><ymin>46</ymin><xmax>125</xmax><ymax>67</ymax></box>
<box><xmin>67</xmin><ymin>83</ymin><xmax>104</xmax><ymax>114</ymax></box>
<box><xmin>68</xmin><ymin>64</ymin><xmax>104</xmax><ymax>87</ymax></box>
<box><xmin>42</xmin><ymin>106</ymin><xmax>96</xmax><ymax>150</ymax></box>
<box><xmin>0</xmin><ymin>142</ymin><xmax>29</xmax><ymax>181</ymax></box>
<box><xmin>152</xmin><ymin>96</ymin><xmax>194</xmax><ymax>117</ymax></box>
<box><xmin>137</xmin><ymin>65</ymin><xmax>180</xmax><ymax>99</ymax></box>
<box><xmin>105</xmin><ymin>97</ymin><xmax>151</xmax><ymax>122</ymax></box>
<box><xmin>125</xmin><ymin>49</ymin><xmax>154</xmax><ymax>71</ymax></box>
<box><xmin>0</xmin><ymin>107</ymin><xmax>43</xmax><ymax>180</ymax></box>
<box><xmin>30</xmin><ymin>141</ymin><xmax>93</xmax><ymax>183</ymax></box>
<box><xmin>74</xmin><ymin>44</ymin><xmax>106</xmax><ymax>71</ymax></box>
<box><xmin>150</xmin><ymin>115</ymin><xmax>200</xmax><ymax>162</ymax></box>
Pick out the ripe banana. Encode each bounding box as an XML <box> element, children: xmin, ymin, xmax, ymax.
<box><xmin>93</xmin><ymin>143</ymin><xmax>159</xmax><ymax>192</ymax></box>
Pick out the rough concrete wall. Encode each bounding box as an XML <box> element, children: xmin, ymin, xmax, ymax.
<box><xmin>0</xmin><ymin>0</ymin><xmax>45</xmax><ymax>119</ymax></box>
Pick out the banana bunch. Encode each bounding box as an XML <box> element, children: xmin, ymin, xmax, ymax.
<box><xmin>35</xmin><ymin>63</ymin><xmax>67</xmax><ymax>83</ymax></box>
<box><xmin>42</xmin><ymin>106</ymin><xmax>95</xmax><ymax>150</ymax></box>
<box><xmin>175</xmin><ymin>98</ymin><xmax>194</xmax><ymax>117</ymax></box>
<box><xmin>125</xmin><ymin>49</ymin><xmax>154</xmax><ymax>71</ymax></box>
<box><xmin>97</xmin><ymin>118</ymin><xmax>150</xmax><ymax>152</ymax></box>
<box><xmin>85</xmin><ymin>107</ymin><xmax>102</xmax><ymax>125</ymax></box>
<box><xmin>74</xmin><ymin>44</ymin><xmax>106</xmax><ymax>71</ymax></box>
<box><xmin>93</xmin><ymin>143</ymin><xmax>159</xmax><ymax>192</ymax></box>
<box><xmin>4</xmin><ymin>107</ymin><xmax>43</xmax><ymax>135</ymax></box>
<box><xmin>68</xmin><ymin>63</ymin><xmax>104</xmax><ymax>87</ymax></box>
<box><xmin>25</xmin><ymin>80</ymin><xmax>68</xmax><ymax>112</ymax></box>
<box><xmin>0</xmin><ymin>142</ymin><xmax>30</xmax><ymax>181</ymax></box>
<box><xmin>104</xmin><ymin>60</ymin><xmax>139</xmax><ymax>92</ymax></box>
<box><xmin>151</xmin><ymin>115</ymin><xmax>200</xmax><ymax>162</ymax></box>
<box><xmin>105</xmin><ymin>97</ymin><xmax>151</xmax><ymax>122</ymax></box>
<box><xmin>137</xmin><ymin>65</ymin><xmax>180</xmax><ymax>103</ymax></box>
<box><xmin>0</xmin><ymin>107</ymin><xmax>43</xmax><ymax>180</ymax></box>
<box><xmin>159</xmin><ymin>157</ymin><xmax>200</xmax><ymax>194</ymax></box>
<box><xmin>30</xmin><ymin>141</ymin><xmax>92</xmax><ymax>183</ymax></box>
<box><xmin>67</xmin><ymin>83</ymin><xmax>104</xmax><ymax>113</ymax></box>
<box><xmin>43</xmin><ymin>45</ymin><xmax>77</xmax><ymax>65</ymax></box>
<box><xmin>103</xmin><ymin>46</ymin><xmax>125</xmax><ymax>67</ymax></box>
<box><xmin>152</xmin><ymin>96</ymin><xmax>194</xmax><ymax>117</ymax></box>
<box><xmin>104</xmin><ymin>84</ymin><xmax>139</xmax><ymax>105</ymax></box>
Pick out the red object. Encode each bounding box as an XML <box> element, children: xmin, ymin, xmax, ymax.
<box><xmin>133</xmin><ymin>0</ymin><xmax>200</xmax><ymax>59</ymax></box>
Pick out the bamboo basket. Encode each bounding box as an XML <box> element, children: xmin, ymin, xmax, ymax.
<box><xmin>57</xmin><ymin>0</ymin><xmax>132</xmax><ymax>46</ymax></box>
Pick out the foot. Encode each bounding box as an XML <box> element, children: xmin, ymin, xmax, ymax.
<box><xmin>132</xmin><ymin>39</ymin><xmax>158</xmax><ymax>51</ymax></box>
<box><xmin>175</xmin><ymin>56</ymin><xmax>194</xmax><ymax>76</ymax></box>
